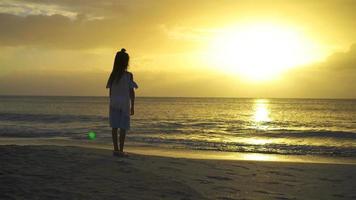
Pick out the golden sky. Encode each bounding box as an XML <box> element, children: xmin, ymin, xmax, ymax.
<box><xmin>0</xmin><ymin>0</ymin><xmax>355</xmax><ymax>98</ymax></box>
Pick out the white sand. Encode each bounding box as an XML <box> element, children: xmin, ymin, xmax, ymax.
<box><xmin>1</xmin><ymin>145</ymin><xmax>356</xmax><ymax>200</ymax></box>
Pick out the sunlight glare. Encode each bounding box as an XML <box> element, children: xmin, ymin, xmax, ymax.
<box><xmin>208</xmin><ymin>22</ymin><xmax>322</xmax><ymax>81</ymax></box>
<box><xmin>254</xmin><ymin>99</ymin><xmax>271</xmax><ymax>123</ymax></box>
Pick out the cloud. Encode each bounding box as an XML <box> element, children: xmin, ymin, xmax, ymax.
<box><xmin>281</xmin><ymin>43</ymin><xmax>356</xmax><ymax>98</ymax></box>
<box><xmin>0</xmin><ymin>0</ymin><xmax>130</xmax><ymax>18</ymax></box>
<box><xmin>0</xmin><ymin>0</ymin><xmax>77</xmax><ymax>18</ymax></box>
<box><xmin>0</xmin><ymin>12</ymin><xmax>166</xmax><ymax>50</ymax></box>
<box><xmin>1</xmin><ymin>0</ymin><xmax>356</xmax><ymax>52</ymax></box>
<box><xmin>0</xmin><ymin>0</ymin><xmax>171</xmax><ymax>50</ymax></box>
<box><xmin>0</xmin><ymin>0</ymin><xmax>208</xmax><ymax>52</ymax></box>
<box><xmin>322</xmin><ymin>44</ymin><xmax>356</xmax><ymax>71</ymax></box>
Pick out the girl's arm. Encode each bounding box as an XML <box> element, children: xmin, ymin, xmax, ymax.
<box><xmin>129</xmin><ymin>73</ymin><xmax>135</xmax><ymax>115</ymax></box>
<box><xmin>107</xmin><ymin>73</ymin><xmax>113</xmax><ymax>97</ymax></box>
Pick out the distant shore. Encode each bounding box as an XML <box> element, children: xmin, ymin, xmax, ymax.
<box><xmin>1</xmin><ymin>144</ymin><xmax>356</xmax><ymax>199</ymax></box>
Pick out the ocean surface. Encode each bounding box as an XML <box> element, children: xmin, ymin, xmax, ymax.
<box><xmin>1</xmin><ymin>96</ymin><xmax>356</xmax><ymax>157</ymax></box>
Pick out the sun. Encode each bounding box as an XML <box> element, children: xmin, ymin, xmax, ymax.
<box><xmin>207</xmin><ymin>22</ymin><xmax>322</xmax><ymax>81</ymax></box>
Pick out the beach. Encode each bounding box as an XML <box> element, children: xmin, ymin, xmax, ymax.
<box><xmin>1</xmin><ymin>96</ymin><xmax>356</xmax><ymax>199</ymax></box>
<box><xmin>1</xmin><ymin>144</ymin><xmax>356</xmax><ymax>200</ymax></box>
<box><xmin>2</xmin><ymin>0</ymin><xmax>356</xmax><ymax>199</ymax></box>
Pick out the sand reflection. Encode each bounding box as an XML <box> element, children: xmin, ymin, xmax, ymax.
<box><xmin>242</xmin><ymin>153</ymin><xmax>276</xmax><ymax>161</ymax></box>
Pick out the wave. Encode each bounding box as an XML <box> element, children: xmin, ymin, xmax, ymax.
<box><xmin>245</xmin><ymin>129</ymin><xmax>356</xmax><ymax>140</ymax></box>
<box><xmin>0</xmin><ymin>112</ymin><xmax>108</xmax><ymax>123</ymax></box>
<box><xmin>1</xmin><ymin>125</ymin><xmax>355</xmax><ymax>157</ymax></box>
<box><xmin>129</xmin><ymin>136</ymin><xmax>356</xmax><ymax>157</ymax></box>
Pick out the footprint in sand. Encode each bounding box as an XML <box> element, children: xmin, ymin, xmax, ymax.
<box><xmin>267</xmin><ymin>171</ymin><xmax>294</xmax><ymax>177</ymax></box>
<box><xmin>213</xmin><ymin>186</ymin><xmax>240</xmax><ymax>193</ymax></box>
<box><xmin>254</xmin><ymin>190</ymin><xmax>287</xmax><ymax>198</ymax></box>
<box><xmin>118</xmin><ymin>168</ymin><xmax>132</xmax><ymax>173</ymax></box>
<box><xmin>286</xmin><ymin>167</ymin><xmax>304</xmax><ymax>172</ymax></box>
<box><xmin>158</xmin><ymin>166</ymin><xmax>182</xmax><ymax>172</ymax></box>
<box><xmin>225</xmin><ymin>172</ymin><xmax>237</xmax><ymax>176</ymax></box>
<box><xmin>260</xmin><ymin>181</ymin><xmax>280</xmax><ymax>185</ymax></box>
<box><xmin>332</xmin><ymin>194</ymin><xmax>345</xmax><ymax>198</ymax></box>
<box><xmin>206</xmin><ymin>175</ymin><xmax>233</xmax><ymax>181</ymax></box>
<box><xmin>285</xmin><ymin>183</ymin><xmax>295</xmax><ymax>187</ymax></box>
<box><xmin>254</xmin><ymin>190</ymin><xmax>271</xmax><ymax>194</ymax></box>
<box><xmin>130</xmin><ymin>185</ymin><xmax>146</xmax><ymax>190</ymax></box>
<box><xmin>281</xmin><ymin>178</ymin><xmax>297</xmax><ymax>183</ymax></box>
<box><xmin>116</xmin><ymin>160</ymin><xmax>131</xmax><ymax>166</ymax></box>
<box><xmin>193</xmin><ymin>178</ymin><xmax>213</xmax><ymax>184</ymax></box>
<box><xmin>274</xmin><ymin>196</ymin><xmax>292</xmax><ymax>200</ymax></box>
<box><xmin>168</xmin><ymin>161</ymin><xmax>187</xmax><ymax>166</ymax></box>
<box><xmin>216</xmin><ymin>197</ymin><xmax>238</xmax><ymax>200</ymax></box>
<box><xmin>319</xmin><ymin>177</ymin><xmax>343</xmax><ymax>183</ymax></box>
<box><xmin>232</xmin><ymin>165</ymin><xmax>250</xmax><ymax>170</ymax></box>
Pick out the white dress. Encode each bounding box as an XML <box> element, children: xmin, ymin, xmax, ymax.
<box><xmin>109</xmin><ymin>72</ymin><xmax>138</xmax><ymax>129</ymax></box>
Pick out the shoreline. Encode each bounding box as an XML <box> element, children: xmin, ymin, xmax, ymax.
<box><xmin>1</xmin><ymin>137</ymin><xmax>356</xmax><ymax>165</ymax></box>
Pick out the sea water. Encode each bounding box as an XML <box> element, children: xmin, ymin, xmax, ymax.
<box><xmin>0</xmin><ymin>96</ymin><xmax>355</xmax><ymax>157</ymax></box>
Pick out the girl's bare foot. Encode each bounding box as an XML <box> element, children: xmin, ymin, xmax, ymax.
<box><xmin>118</xmin><ymin>151</ymin><xmax>129</xmax><ymax>157</ymax></box>
<box><xmin>113</xmin><ymin>151</ymin><xmax>128</xmax><ymax>157</ymax></box>
<box><xmin>112</xmin><ymin>150</ymin><xmax>121</xmax><ymax>156</ymax></box>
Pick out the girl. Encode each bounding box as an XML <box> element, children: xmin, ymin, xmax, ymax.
<box><xmin>106</xmin><ymin>48</ymin><xmax>138</xmax><ymax>157</ymax></box>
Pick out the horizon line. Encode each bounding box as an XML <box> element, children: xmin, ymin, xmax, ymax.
<box><xmin>0</xmin><ymin>94</ymin><xmax>355</xmax><ymax>100</ymax></box>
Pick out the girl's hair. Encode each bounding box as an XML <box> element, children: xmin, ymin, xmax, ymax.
<box><xmin>107</xmin><ymin>48</ymin><xmax>129</xmax><ymax>88</ymax></box>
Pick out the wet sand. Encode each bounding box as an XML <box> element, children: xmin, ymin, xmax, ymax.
<box><xmin>1</xmin><ymin>144</ymin><xmax>356</xmax><ymax>200</ymax></box>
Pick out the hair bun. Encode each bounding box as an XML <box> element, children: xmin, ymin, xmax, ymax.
<box><xmin>120</xmin><ymin>48</ymin><xmax>126</xmax><ymax>53</ymax></box>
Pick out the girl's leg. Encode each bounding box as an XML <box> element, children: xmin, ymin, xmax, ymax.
<box><xmin>119</xmin><ymin>129</ymin><xmax>126</xmax><ymax>152</ymax></box>
<box><xmin>111</xmin><ymin>128</ymin><xmax>119</xmax><ymax>151</ymax></box>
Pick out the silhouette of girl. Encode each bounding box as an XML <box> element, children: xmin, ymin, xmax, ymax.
<box><xmin>106</xmin><ymin>48</ymin><xmax>138</xmax><ymax>157</ymax></box>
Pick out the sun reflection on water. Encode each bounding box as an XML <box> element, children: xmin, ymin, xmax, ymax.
<box><xmin>254</xmin><ymin>99</ymin><xmax>271</xmax><ymax>122</ymax></box>
<box><xmin>253</xmin><ymin>99</ymin><xmax>271</xmax><ymax>130</ymax></box>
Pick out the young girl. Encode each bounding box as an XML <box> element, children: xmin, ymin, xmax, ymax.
<box><xmin>106</xmin><ymin>48</ymin><xmax>138</xmax><ymax>157</ymax></box>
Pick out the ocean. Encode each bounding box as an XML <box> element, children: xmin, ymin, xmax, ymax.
<box><xmin>0</xmin><ymin>96</ymin><xmax>355</xmax><ymax>157</ymax></box>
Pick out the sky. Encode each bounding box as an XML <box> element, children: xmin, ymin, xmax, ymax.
<box><xmin>0</xmin><ymin>0</ymin><xmax>355</xmax><ymax>98</ymax></box>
